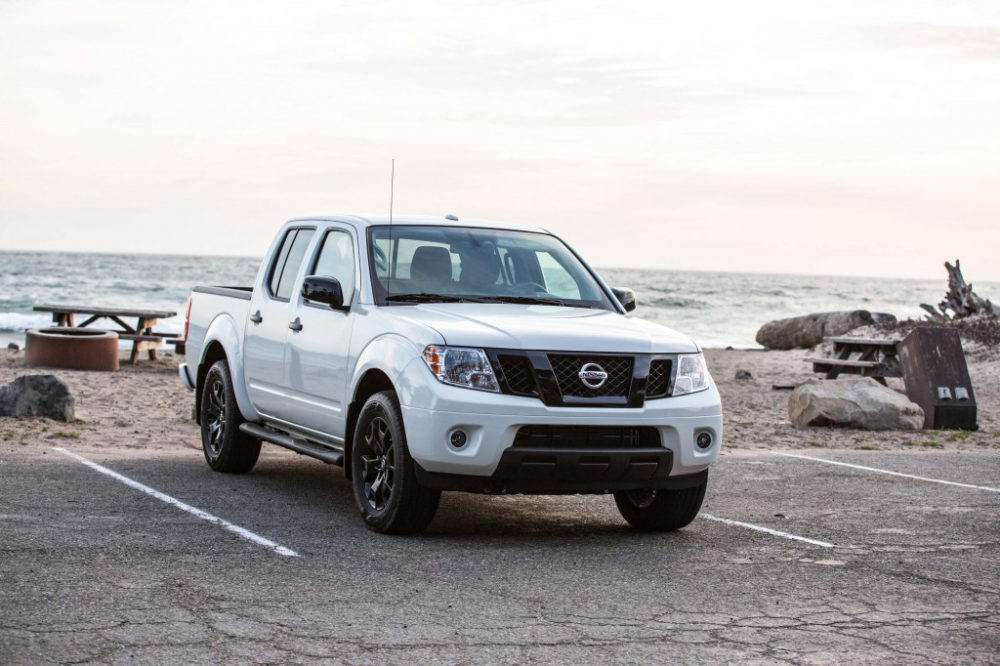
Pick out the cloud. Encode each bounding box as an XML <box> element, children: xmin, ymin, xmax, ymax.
<box><xmin>297</xmin><ymin>31</ymin><xmax>849</xmax><ymax>129</ymax></box>
<box><xmin>859</xmin><ymin>21</ymin><xmax>1000</xmax><ymax>60</ymax></box>
<box><xmin>2</xmin><ymin>1</ymin><xmax>999</xmax><ymax>278</ymax></box>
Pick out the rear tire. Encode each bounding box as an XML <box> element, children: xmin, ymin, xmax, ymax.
<box><xmin>351</xmin><ymin>391</ymin><xmax>440</xmax><ymax>534</ymax></box>
<box><xmin>200</xmin><ymin>360</ymin><xmax>261</xmax><ymax>473</ymax></box>
<box><xmin>614</xmin><ymin>476</ymin><xmax>707</xmax><ymax>532</ymax></box>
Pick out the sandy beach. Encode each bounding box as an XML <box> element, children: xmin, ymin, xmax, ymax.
<box><xmin>3</xmin><ymin>346</ymin><xmax>997</xmax><ymax>456</ymax></box>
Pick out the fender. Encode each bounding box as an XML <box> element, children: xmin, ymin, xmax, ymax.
<box><xmin>350</xmin><ymin>333</ymin><xmax>425</xmax><ymax>405</ymax></box>
<box><xmin>200</xmin><ymin>312</ymin><xmax>261</xmax><ymax>423</ymax></box>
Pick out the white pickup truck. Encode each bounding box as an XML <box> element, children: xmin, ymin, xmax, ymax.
<box><xmin>180</xmin><ymin>215</ymin><xmax>722</xmax><ymax>534</ymax></box>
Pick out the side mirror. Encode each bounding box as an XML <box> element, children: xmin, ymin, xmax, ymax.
<box><xmin>302</xmin><ymin>276</ymin><xmax>346</xmax><ymax>310</ymax></box>
<box><xmin>612</xmin><ymin>287</ymin><xmax>637</xmax><ymax>312</ymax></box>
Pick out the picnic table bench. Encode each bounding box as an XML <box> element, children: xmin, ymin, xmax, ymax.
<box><xmin>806</xmin><ymin>336</ymin><xmax>903</xmax><ymax>385</ymax></box>
<box><xmin>33</xmin><ymin>303</ymin><xmax>182</xmax><ymax>363</ymax></box>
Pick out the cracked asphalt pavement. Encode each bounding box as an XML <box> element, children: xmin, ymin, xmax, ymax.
<box><xmin>2</xmin><ymin>446</ymin><xmax>999</xmax><ymax>664</ymax></box>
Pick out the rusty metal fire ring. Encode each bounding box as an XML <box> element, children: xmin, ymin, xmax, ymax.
<box><xmin>25</xmin><ymin>328</ymin><xmax>120</xmax><ymax>371</ymax></box>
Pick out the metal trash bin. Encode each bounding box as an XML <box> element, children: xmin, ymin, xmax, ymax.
<box><xmin>898</xmin><ymin>327</ymin><xmax>977</xmax><ymax>430</ymax></box>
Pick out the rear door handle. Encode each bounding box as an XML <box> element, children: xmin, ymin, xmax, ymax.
<box><xmin>249</xmin><ymin>311</ymin><xmax>263</xmax><ymax>324</ymax></box>
<box><xmin>288</xmin><ymin>317</ymin><xmax>303</xmax><ymax>332</ymax></box>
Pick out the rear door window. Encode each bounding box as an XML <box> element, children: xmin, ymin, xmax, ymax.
<box><xmin>270</xmin><ymin>228</ymin><xmax>315</xmax><ymax>300</ymax></box>
<box><xmin>268</xmin><ymin>230</ymin><xmax>297</xmax><ymax>296</ymax></box>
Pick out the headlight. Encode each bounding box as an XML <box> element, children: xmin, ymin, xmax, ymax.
<box><xmin>422</xmin><ymin>345</ymin><xmax>500</xmax><ymax>392</ymax></box>
<box><xmin>673</xmin><ymin>353</ymin><xmax>709</xmax><ymax>395</ymax></box>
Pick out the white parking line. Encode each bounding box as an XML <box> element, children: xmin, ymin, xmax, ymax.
<box><xmin>54</xmin><ymin>447</ymin><xmax>299</xmax><ymax>557</ymax></box>
<box><xmin>700</xmin><ymin>513</ymin><xmax>836</xmax><ymax>548</ymax></box>
<box><xmin>776</xmin><ymin>452</ymin><xmax>1000</xmax><ymax>494</ymax></box>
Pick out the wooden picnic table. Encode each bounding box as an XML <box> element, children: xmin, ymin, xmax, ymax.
<box><xmin>806</xmin><ymin>336</ymin><xmax>903</xmax><ymax>385</ymax></box>
<box><xmin>33</xmin><ymin>303</ymin><xmax>180</xmax><ymax>364</ymax></box>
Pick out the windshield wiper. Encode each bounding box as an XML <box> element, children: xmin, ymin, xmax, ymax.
<box><xmin>386</xmin><ymin>293</ymin><xmax>583</xmax><ymax>307</ymax></box>
<box><xmin>386</xmin><ymin>293</ymin><xmax>462</xmax><ymax>303</ymax></box>
<box><xmin>386</xmin><ymin>293</ymin><xmax>488</xmax><ymax>303</ymax></box>
<box><xmin>479</xmin><ymin>295</ymin><xmax>571</xmax><ymax>306</ymax></box>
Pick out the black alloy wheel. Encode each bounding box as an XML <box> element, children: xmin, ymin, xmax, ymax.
<box><xmin>350</xmin><ymin>391</ymin><xmax>440</xmax><ymax>534</ymax></box>
<box><xmin>360</xmin><ymin>415</ymin><xmax>396</xmax><ymax>511</ymax></box>
<box><xmin>204</xmin><ymin>376</ymin><xmax>227</xmax><ymax>459</ymax></box>
<box><xmin>199</xmin><ymin>360</ymin><xmax>261</xmax><ymax>474</ymax></box>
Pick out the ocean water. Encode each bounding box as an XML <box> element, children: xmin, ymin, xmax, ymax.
<box><xmin>0</xmin><ymin>252</ymin><xmax>257</xmax><ymax>344</ymax></box>
<box><xmin>1</xmin><ymin>251</ymin><xmax>995</xmax><ymax>349</ymax></box>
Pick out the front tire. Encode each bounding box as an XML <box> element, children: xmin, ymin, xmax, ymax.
<box><xmin>614</xmin><ymin>476</ymin><xmax>707</xmax><ymax>532</ymax></box>
<box><xmin>200</xmin><ymin>360</ymin><xmax>261</xmax><ymax>473</ymax></box>
<box><xmin>351</xmin><ymin>391</ymin><xmax>440</xmax><ymax>534</ymax></box>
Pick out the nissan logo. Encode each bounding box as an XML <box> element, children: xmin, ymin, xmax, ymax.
<box><xmin>578</xmin><ymin>362</ymin><xmax>609</xmax><ymax>389</ymax></box>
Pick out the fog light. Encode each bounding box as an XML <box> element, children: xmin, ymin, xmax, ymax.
<box><xmin>696</xmin><ymin>431</ymin><xmax>713</xmax><ymax>449</ymax></box>
<box><xmin>449</xmin><ymin>430</ymin><xmax>468</xmax><ymax>449</ymax></box>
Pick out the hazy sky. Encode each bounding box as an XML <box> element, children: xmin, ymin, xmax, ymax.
<box><xmin>1</xmin><ymin>0</ymin><xmax>998</xmax><ymax>279</ymax></box>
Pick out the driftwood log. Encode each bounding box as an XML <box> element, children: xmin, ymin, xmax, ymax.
<box><xmin>755</xmin><ymin>310</ymin><xmax>875</xmax><ymax>350</ymax></box>
<box><xmin>920</xmin><ymin>260</ymin><xmax>999</xmax><ymax>320</ymax></box>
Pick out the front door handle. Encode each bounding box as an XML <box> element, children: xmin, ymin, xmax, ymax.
<box><xmin>249</xmin><ymin>311</ymin><xmax>263</xmax><ymax>324</ymax></box>
<box><xmin>288</xmin><ymin>317</ymin><xmax>303</xmax><ymax>332</ymax></box>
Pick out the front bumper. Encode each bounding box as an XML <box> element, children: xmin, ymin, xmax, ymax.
<box><xmin>396</xmin><ymin>357</ymin><xmax>723</xmax><ymax>483</ymax></box>
<box><xmin>416</xmin><ymin>454</ymin><xmax>709</xmax><ymax>494</ymax></box>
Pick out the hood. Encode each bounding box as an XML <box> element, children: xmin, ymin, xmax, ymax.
<box><xmin>387</xmin><ymin>304</ymin><xmax>699</xmax><ymax>353</ymax></box>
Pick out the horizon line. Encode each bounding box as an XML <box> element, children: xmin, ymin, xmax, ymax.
<box><xmin>0</xmin><ymin>247</ymin><xmax>995</xmax><ymax>285</ymax></box>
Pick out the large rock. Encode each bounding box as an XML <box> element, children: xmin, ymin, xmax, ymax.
<box><xmin>788</xmin><ymin>378</ymin><xmax>923</xmax><ymax>430</ymax></box>
<box><xmin>870</xmin><ymin>312</ymin><xmax>898</xmax><ymax>325</ymax></box>
<box><xmin>756</xmin><ymin>310</ymin><xmax>875</xmax><ymax>349</ymax></box>
<box><xmin>0</xmin><ymin>375</ymin><xmax>75</xmax><ymax>421</ymax></box>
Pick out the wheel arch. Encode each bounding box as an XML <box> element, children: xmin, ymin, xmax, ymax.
<box><xmin>343</xmin><ymin>335</ymin><xmax>426</xmax><ymax>474</ymax></box>
<box><xmin>195</xmin><ymin>313</ymin><xmax>259</xmax><ymax>424</ymax></box>
<box><xmin>343</xmin><ymin>368</ymin><xmax>395</xmax><ymax>479</ymax></box>
<box><xmin>195</xmin><ymin>340</ymin><xmax>228</xmax><ymax>425</ymax></box>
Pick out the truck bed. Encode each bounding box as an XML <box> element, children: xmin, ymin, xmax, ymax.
<box><xmin>185</xmin><ymin>286</ymin><xmax>254</xmax><ymax>369</ymax></box>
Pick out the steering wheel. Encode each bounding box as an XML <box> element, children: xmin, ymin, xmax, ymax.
<box><xmin>373</xmin><ymin>244</ymin><xmax>389</xmax><ymax>273</ymax></box>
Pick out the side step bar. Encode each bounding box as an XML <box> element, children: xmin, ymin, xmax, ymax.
<box><xmin>239</xmin><ymin>422</ymin><xmax>344</xmax><ymax>466</ymax></box>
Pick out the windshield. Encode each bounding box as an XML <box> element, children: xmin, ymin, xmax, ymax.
<box><xmin>368</xmin><ymin>225</ymin><xmax>616</xmax><ymax>310</ymax></box>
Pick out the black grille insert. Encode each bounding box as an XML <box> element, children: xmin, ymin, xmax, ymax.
<box><xmin>494</xmin><ymin>354</ymin><xmax>538</xmax><ymax>396</ymax></box>
<box><xmin>647</xmin><ymin>359</ymin><xmax>672</xmax><ymax>399</ymax></box>
<box><xmin>547</xmin><ymin>354</ymin><xmax>633</xmax><ymax>397</ymax></box>
<box><xmin>514</xmin><ymin>425</ymin><xmax>661</xmax><ymax>449</ymax></box>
